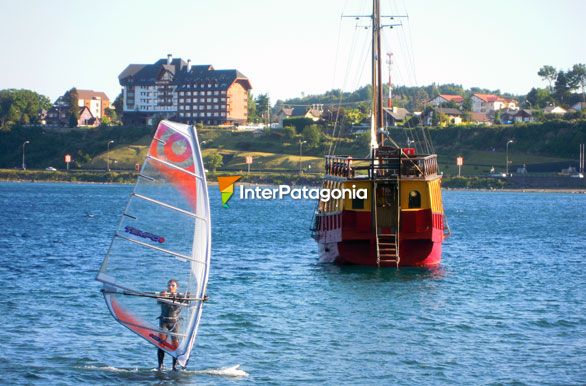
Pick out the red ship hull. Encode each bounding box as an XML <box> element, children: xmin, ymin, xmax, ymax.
<box><xmin>328</xmin><ymin>238</ymin><xmax>442</xmax><ymax>267</ymax></box>
<box><xmin>314</xmin><ymin>210</ymin><xmax>444</xmax><ymax>267</ymax></box>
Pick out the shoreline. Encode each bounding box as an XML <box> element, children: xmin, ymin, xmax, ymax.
<box><xmin>2</xmin><ymin>178</ymin><xmax>585</xmax><ymax>193</ymax></box>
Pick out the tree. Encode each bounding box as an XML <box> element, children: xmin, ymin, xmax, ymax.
<box><xmin>526</xmin><ymin>87</ymin><xmax>553</xmax><ymax>108</ymax></box>
<box><xmin>283</xmin><ymin>125</ymin><xmax>296</xmax><ymax>140</ymax></box>
<box><xmin>345</xmin><ymin>108</ymin><xmax>365</xmax><ymax>125</ymax></box>
<box><xmin>62</xmin><ymin>88</ymin><xmax>79</xmax><ymax>127</ymax></box>
<box><xmin>204</xmin><ymin>151</ymin><xmax>223</xmax><ymax>172</ymax></box>
<box><xmin>0</xmin><ymin>89</ymin><xmax>51</xmax><ymax>127</ymax></box>
<box><xmin>255</xmin><ymin>94</ymin><xmax>270</xmax><ymax>122</ymax></box>
<box><xmin>568</xmin><ymin>63</ymin><xmax>586</xmax><ymax>101</ymax></box>
<box><xmin>538</xmin><ymin>65</ymin><xmax>557</xmax><ymax>91</ymax></box>
<box><xmin>247</xmin><ymin>92</ymin><xmax>257</xmax><ymax>122</ymax></box>
<box><xmin>554</xmin><ymin>71</ymin><xmax>571</xmax><ymax>105</ymax></box>
<box><xmin>302</xmin><ymin>124</ymin><xmax>322</xmax><ymax>147</ymax></box>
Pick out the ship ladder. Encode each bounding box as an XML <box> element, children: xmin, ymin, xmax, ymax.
<box><xmin>376</xmin><ymin>230</ymin><xmax>400</xmax><ymax>267</ymax></box>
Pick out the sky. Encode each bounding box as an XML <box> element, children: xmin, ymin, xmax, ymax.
<box><xmin>1</xmin><ymin>0</ymin><xmax>585</xmax><ymax>103</ymax></box>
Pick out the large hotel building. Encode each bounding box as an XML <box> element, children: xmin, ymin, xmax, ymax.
<box><xmin>119</xmin><ymin>54</ymin><xmax>252</xmax><ymax>125</ymax></box>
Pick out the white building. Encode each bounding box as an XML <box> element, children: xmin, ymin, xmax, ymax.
<box><xmin>471</xmin><ymin>93</ymin><xmax>517</xmax><ymax>113</ymax></box>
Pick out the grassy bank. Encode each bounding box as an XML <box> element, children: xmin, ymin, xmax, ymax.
<box><xmin>3</xmin><ymin>169</ymin><xmax>584</xmax><ymax>191</ymax></box>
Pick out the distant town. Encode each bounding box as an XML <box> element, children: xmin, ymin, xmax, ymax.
<box><xmin>0</xmin><ymin>55</ymin><xmax>584</xmax><ymax>132</ymax></box>
<box><xmin>0</xmin><ymin>55</ymin><xmax>585</xmax><ymax>188</ymax></box>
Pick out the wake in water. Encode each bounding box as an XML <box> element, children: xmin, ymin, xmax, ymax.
<box><xmin>80</xmin><ymin>364</ymin><xmax>248</xmax><ymax>378</ymax></box>
<box><xmin>185</xmin><ymin>364</ymin><xmax>249</xmax><ymax>377</ymax></box>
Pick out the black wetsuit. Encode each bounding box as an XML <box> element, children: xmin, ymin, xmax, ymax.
<box><xmin>157</xmin><ymin>292</ymin><xmax>189</xmax><ymax>370</ymax></box>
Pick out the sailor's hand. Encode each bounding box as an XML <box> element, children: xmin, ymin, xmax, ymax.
<box><xmin>161</xmin><ymin>290</ymin><xmax>168</xmax><ymax>297</ymax></box>
<box><xmin>203</xmin><ymin>295</ymin><xmax>209</xmax><ymax>302</ymax></box>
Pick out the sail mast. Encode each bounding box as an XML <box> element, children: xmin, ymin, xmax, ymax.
<box><xmin>372</xmin><ymin>0</ymin><xmax>385</xmax><ymax>148</ymax></box>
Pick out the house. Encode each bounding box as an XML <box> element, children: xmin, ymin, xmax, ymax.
<box><xmin>428</xmin><ymin>94</ymin><xmax>464</xmax><ymax>107</ymax></box>
<box><xmin>46</xmin><ymin>105</ymin><xmax>98</xmax><ymax>127</ymax></box>
<box><xmin>78</xmin><ymin>106</ymin><xmax>98</xmax><ymax>126</ymax></box>
<box><xmin>471</xmin><ymin>93</ymin><xmax>518</xmax><ymax>113</ymax></box>
<box><xmin>514</xmin><ymin>109</ymin><xmax>535</xmax><ymax>123</ymax></box>
<box><xmin>384</xmin><ymin>106</ymin><xmax>411</xmax><ymax>126</ymax></box>
<box><xmin>276</xmin><ymin>106</ymin><xmax>307</xmax><ymax>126</ymax></box>
<box><xmin>119</xmin><ymin>54</ymin><xmax>252</xmax><ymax>125</ymax></box>
<box><xmin>499</xmin><ymin>109</ymin><xmax>519</xmax><ymax>124</ymax></box>
<box><xmin>544</xmin><ymin>105</ymin><xmax>567</xmax><ymax>114</ymax></box>
<box><xmin>468</xmin><ymin>112</ymin><xmax>491</xmax><ymax>125</ymax></box>
<box><xmin>77</xmin><ymin>89</ymin><xmax>109</xmax><ymax>119</ymax></box>
<box><xmin>305</xmin><ymin>104</ymin><xmax>324</xmax><ymax>121</ymax></box>
<box><xmin>437</xmin><ymin>107</ymin><xmax>463</xmax><ymax>124</ymax></box>
<box><xmin>570</xmin><ymin>102</ymin><xmax>586</xmax><ymax>111</ymax></box>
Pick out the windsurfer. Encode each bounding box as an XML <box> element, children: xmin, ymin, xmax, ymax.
<box><xmin>157</xmin><ymin>279</ymin><xmax>189</xmax><ymax>370</ymax></box>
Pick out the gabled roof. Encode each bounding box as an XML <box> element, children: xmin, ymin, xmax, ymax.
<box><xmin>469</xmin><ymin>112</ymin><xmax>490</xmax><ymax>122</ymax></box>
<box><xmin>435</xmin><ymin>94</ymin><xmax>464</xmax><ymax>103</ymax></box>
<box><xmin>77</xmin><ymin>89</ymin><xmax>109</xmax><ymax>101</ymax></box>
<box><xmin>473</xmin><ymin>93</ymin><xmax>516</xmax><ymax>104</ymax></box>
<box><xmin>437</xmin><ymin>107</ymin><xmax>462</xmax><ymax>116</ymax></box>
<box><xmin>383</xmin><ymin>107</ymin><xmax>411</xmax><ymax>121</ymax></box>
<box><xmin>473</xmin><ymin>93</ymin><xmax>500</xmax><ymax>102</ymax></box>
<box><xmin>119</xmin><ymin>56</ymin><xmax>251</xmax><ymax>90</ymax></box>
<box><xmin>544</xmin><ymin>105</ymin><xmax>567</xmax><ymax>113</ymax></box>
<box><xmin>514</xmin><ymin>109</ymin><xmax>532</xmax><ymax>117</ymax></box>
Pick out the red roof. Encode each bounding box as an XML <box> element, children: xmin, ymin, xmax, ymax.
<box><xmin>77</xmin><ymin>89</ymin><xmax>110</xmax><ymax>101</ymax></box>
<box><xmin>473</xmin><ymin>93</ymin><xmax>516</xmax><ymax>104</ymax></box>
<box><xmin>439</xmin><ymin>94</ymin><xmax>463</xmax><ymax>103</ymax></box>
<box><xmin>473</xmin><ymin>93</ymin><xmax>500</xmax><ymax>102</ymax></box>
<box><xmin>469</xmin><ymin>112</ymin><xmax>490</xmax><ymax>122</ymax></box>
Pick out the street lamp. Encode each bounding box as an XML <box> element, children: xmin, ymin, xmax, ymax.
<box><xmin>299</xmin><ymin>140</ymin><xmax>307</xmax><ymax>174</ymax></box>
<box><xmin>107</xmin><ymin>140</ymin><xmax>114</xmax><ymax>172</ymax></box>
<box><xmin>22</xmin><ymin>141</ymin><xmax>30</xmax><ymax>170</ymax></box>
<box><xmin>524</xmin><ymin>100</ymin><xmax>532</xmax><ymax>109</ymax></box>
<box><xmin>506</xmin><ymin>139</ymin><xmax>514</xmax><ymax>176</ymax></box>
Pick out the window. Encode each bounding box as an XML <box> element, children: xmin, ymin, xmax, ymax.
<box><xmin>352</xmin><ymin>198</ymin><xmax>365</xmax><ymax>210</ymax></box>
<box><xmin>186</xmin><ymin>92</ymin><xmax>191</xmax><ymax>96</ymax></box>
<box><xmin>213</xmin><ymin>98</ymin><xmax>218</xmax><ymax>103</ymax></box>
<box><xmin>179</xmin><ymin>91</ymin><xmax>184</xmax><ymax>96</ymax></box>
<box><xmin>408</xmin><ymin>190</ymin><xmax>421</xmax><ymax>208</ymax></box>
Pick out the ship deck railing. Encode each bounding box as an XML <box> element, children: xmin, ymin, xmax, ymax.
<box><xmin>325</xmin><ymin>153</ymin><xmax>438</xmax><ymax>180</ymax></box>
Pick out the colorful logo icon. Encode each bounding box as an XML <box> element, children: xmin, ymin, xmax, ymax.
<box><xmin>217</xmin><ymin>176</ymin><xmax>241</xmax><ymax>208</ymax></box>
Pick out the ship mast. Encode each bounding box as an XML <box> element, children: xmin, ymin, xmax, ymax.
<box><xmin>371</xmin><ymin>0</ymin><xmax>385</xmax><ymax>149</ymax></box>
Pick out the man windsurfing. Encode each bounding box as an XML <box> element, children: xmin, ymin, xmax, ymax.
<box><xmin>157</xmin><ymin>279</ymin><xmax>189</xmax><ymax>370</ymax></box>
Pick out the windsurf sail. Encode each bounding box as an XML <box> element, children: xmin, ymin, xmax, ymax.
<box><xmin>96</xmin><ymin>120</ymin><xmax>211</xmax><ymax>368</ymax></box>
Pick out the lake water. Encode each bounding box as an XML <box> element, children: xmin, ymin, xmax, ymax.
<box><xmin>0</xmin><ymin>182</ymin><xmax>585</xmax><ymax>385</ymax></box>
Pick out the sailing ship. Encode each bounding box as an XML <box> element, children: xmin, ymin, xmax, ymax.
<box><xmin>96</xmin><ymin>120</ymin><xmax>211</xmax><ymax>367</ymax></box>
<box><xmin>311</xmin><ymin>0</ymin><xmax>448</xmax><ymax>267</ymax></box>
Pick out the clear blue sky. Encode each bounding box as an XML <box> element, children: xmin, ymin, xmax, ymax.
<box><xmin>1</xmin><ymin>0</ymin><xmax>584</xmax><ymax>103</ymax></box>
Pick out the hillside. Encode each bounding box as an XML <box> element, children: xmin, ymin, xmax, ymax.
<box><xmin>1</xmin><ymin>120</ymin><xmax>584</xmax><ymax>176</ymax></box>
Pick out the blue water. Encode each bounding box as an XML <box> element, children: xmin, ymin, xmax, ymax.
<box><xmin>0</xmin><ymin>182</ymin><xmax>585</xmax><ymax>385</ymax></box>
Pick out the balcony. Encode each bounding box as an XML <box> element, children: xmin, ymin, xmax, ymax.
<box><xmin>325</xmin><ymin>150</ymin><xmax>439</xmax><ymax>180</ymax></box>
